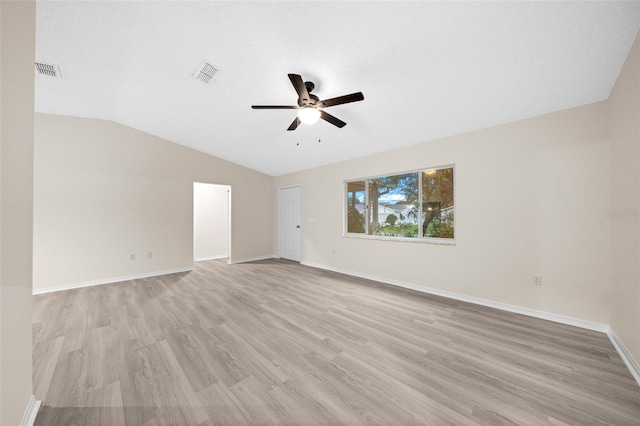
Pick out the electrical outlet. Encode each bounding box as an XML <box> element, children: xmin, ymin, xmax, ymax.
<box><xmin>147</xmin><ymin>251</ymin><xmax>153</xmax><ymax>259</ymax></box>
<box><xmin>533</xmin><ymin>276</ymin><xmax>542</xmax><ymax>285</ymax></box>
<box><xmin>332</xmin><ymin>249</ymin><xmax>336</xmax><ymax>255</ymax></box>
<box><xmin>130</xmin><ymin>253</ymin><xmax>136</xmax><ymax>260</ymax></box>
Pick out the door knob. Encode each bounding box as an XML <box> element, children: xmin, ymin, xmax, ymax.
<box><xmin>296</xmin><ymin>225</ymin><xmax>300</xmax><ymax>228</ymax></box>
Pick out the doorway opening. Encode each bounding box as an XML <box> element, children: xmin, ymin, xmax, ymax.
<box><xmin>193</xmin><ymin>182</ymin><xmax>231</xmax><ymax>262</ymax></box>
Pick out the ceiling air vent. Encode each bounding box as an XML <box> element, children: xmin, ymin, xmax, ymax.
<box><xmin>35</xmin><ymin>62</ymin><xmax>62</xmax><ymax>78</ymax></box>
<box><xmin>192</xmin><ymin>60</ymin><xmax>219</xmax><ymax>86</ymax></box>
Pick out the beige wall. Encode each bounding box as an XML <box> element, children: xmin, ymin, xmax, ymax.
<box><xmin>275</xmin><ymin>102</ymin><xmax>611</xmax><ymax>325</ymax></box>
<box><xmin>33</xmin><ymin>114</ymin><xmax>273</xmax><ymax>291</ymax></box>
<box><xmin>609</xmin><ymin>32</ymin><xmax>640</xmax><ymax>365</ymax></box>
<box><xmin>0</xmin><ymin>0</ymin><xmax>36</xmax><ymax>424</ymax></box>
<box><xmin>1</xmin><ymin>1</ymin><xmax>4</xmax><ymax>415</ymax></box>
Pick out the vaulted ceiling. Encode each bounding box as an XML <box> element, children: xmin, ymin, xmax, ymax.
<box><xmin>35</xmin><ymin>1</ymin><xmax>640</xmax><ymax>176</ymax></box>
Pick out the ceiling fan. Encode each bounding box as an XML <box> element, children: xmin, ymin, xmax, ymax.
<box><xmin>251</xmin><ymin>73</ymin><xmax>364</xmax><ymax>131</ymax></box>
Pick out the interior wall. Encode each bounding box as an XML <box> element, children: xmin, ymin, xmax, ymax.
<box><xmin>274</xmin><ymin>101</ymin><xmax>611</xmax><ymax>325</ymax></box>
<box><xmin>0</xmin><ymin>1</ymin><xmax>36</xmax><ymax>424</ymax></box>
<box><xmin>33</xmin><ymin>114</ymin><xmax>274</xmax><ymax>291</ymax></box>
<box><xmin>608</xmin><ymin>32</ymin><xmax>640</xmax><ymax>365</ymax></box>
<box><xmin>194</xmin><ymin>182</ymin><xmax>229</xmax><ymax>261</ymax></box>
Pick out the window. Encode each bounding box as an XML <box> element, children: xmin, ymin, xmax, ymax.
<box><xmin>345</xmin><ymin>166</ymin><xmax>454</xmax><ymax>241</ymax></box>
<box><xmin>346</xmin><ymin>181</ymin><xmax>366</xmax><ymax>234</ymax></box>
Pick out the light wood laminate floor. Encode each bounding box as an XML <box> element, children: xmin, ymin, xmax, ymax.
<box><xmin>33</xmin><ymin>259</ymin><xmax>640</xmax><ymax>425</ymax></box>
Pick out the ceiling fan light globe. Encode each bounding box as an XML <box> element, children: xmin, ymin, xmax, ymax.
<box><xmin>298</xmin><ymin>108</ymin><xmax>321</xmax><ymax>125</ymax></box>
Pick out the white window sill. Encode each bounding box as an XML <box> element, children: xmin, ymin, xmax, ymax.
<box><xmin>343</xmin><ymin>233</ymin><xmax>456</xmax><ymax>246</ymax></box>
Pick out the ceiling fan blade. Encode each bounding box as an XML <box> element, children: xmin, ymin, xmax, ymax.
<box><xmin>320</xmin><ymin>110</ymin><xmax>346</xmax><ymax>128</ymax></box>
<box><xmin>251</xmin><ymin>105</ymin><xmax>298</xmax><ymax>109</ymax></box>
<box><xmin>320</xmin><ymin>92</ymin><xmax>364</xmax><ymax>108</ymax></box>
<box><xmin>287</xmin><ymin>117</ymin><xmax>301</xmax><ymax>131</ymax></box>
<box><xmin>288</xmin><ymin>74</ymin><xmax>311</xmax><ymax>103</ymax></box>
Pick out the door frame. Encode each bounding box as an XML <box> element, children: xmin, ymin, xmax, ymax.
<box><xmin>278</xmin><ymin>184</ymin><xmax>302</xmax><ymax>261</ymax></box>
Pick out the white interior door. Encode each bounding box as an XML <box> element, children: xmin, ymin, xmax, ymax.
<box><xmin>278</xmin><ymin>186</ymin><xmax>301</xmax><ymax>261</ymax></box>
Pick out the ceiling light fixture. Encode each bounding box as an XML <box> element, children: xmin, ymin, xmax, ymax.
<box><xmin>297</xmin><ymin>107</ymin><xmax>321</xmax><ymax>125</ymax></box>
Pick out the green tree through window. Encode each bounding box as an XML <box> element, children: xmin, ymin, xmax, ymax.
<box><xmin>422</xmin><ymin>168</ymin><xmax>454</xmax><ymax>238</ymax></box>
<box><xmin>345</xmin><ymin>166</ymin><xmax>454</xmax><ymax>240</ymax></box>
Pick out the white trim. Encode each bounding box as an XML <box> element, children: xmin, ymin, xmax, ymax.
<box><xmin>345</xmin><ymin>163</ymin><xmax>455</xmax><ymax>184</ymax></box>
<box><xmin>607</xmin><ymin>328</ymin><xmax>640</xmax><ymax>387</ymax></box>
<box><xmin>20</xmin><ymin>395</ymin><xmax>41</xmax><ymax>426</ymax></box>
<box><xmin>195</xmin><ymin>255</ymin><xmax>228</xmax><ymax>262</ymax></box>
<box><xmin>300</xmin><ymin>261</ymin><xmax>609</xmax><ymax>333</ymax></box>
<box><xmin>227</xmin><ymin>187</ymin><xmax>233</xmax><ymax>263</ymax></box>
<box><xmin>32</xmin><ymin>267</ymin><xmax>194</xmax><ymax>295</ymax></box>
<box><xmin>344</xmin><ymin>233</ymin><xmax>456</xmax><ymax>245</ymax></box>
<box><xmin>228</xmin><ymin>255</ymin><xmax>276</xmax><ymax>265</ymax></box>
<box><xmin>278</xmin><ymin>184</ymin><xmax>302</xmax><ymax>190</ymax></box>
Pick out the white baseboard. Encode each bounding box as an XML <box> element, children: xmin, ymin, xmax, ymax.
<box><xmin>32</xmin><ymin>266</ymin><xmax>194</xmax><ymax>295</ymax></box>
<box><xmin>228</xmin><ymin>255</ymin><xmax>276</xmax><ymax>265</ymax></box>
<box><xmin>607</xmin><ymin>328</ymin><xmax>640</xmax><ymax>387</ymax></box>
<box><xmin>301</xmin><ymin>261</ymin><xmax>609</xmax><ymax>333</ymax></box>
<box><xmin>20</xmin><ymin>395</ymin><xmax>41</xmax><ymax>426</ymax></box>
<box><xmin>195</xmin><ymin>255</ymin><xmax>228</xmax><ymax>262</ymax></box>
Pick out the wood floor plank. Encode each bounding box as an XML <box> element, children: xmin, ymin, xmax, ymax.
<box><xmin>85</xmin><ymin>380</ymin><xmax>126</xmax><ymax>426</ymax></box>
<box><xmin>197</xmin><ymin>381</ymin><xmax>253</xmax><ymax>425</ymax></box>
<box><xmin>165</xmin><ymin>325</ymin><xmax>220</xmax><ymax>393</ymax></box>
<box><xmin>33</xmin><ymin>335</ymin><xmax>64</xmax><ymax>401</ymax></box>
<box><xmin>155</xmin><ymin>340</ymin><xmax>210</xmax><ymax>425</ymax></box>
<box><xmin>43</xmin><ymin>347</ymin><xmax>90</xmax><ymax>408</ymax></box>
<box><xmin>33</xmin><ymin>258</ymin><xmax>640</xmax><ymax>425</ymax></box>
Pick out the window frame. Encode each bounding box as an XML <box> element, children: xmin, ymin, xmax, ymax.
<box><xmin>343</xmin><ymin>164</ymin><xmax>456</xmax><ymax>245</ymax></box>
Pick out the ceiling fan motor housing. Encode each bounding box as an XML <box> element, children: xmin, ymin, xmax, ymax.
<box><xmin>298</xmin><ymin>81</ymin><xmax>319</xmax><ymax>107</ymax></box>
<box><xmin>304</xmin><ymin>81</ymin><xmax>315</xmax><ymax>93</ymax></box>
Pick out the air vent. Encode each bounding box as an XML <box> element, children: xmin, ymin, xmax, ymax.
<box><xmin>35</xmin><ymin>62</ymin><xmax>62</xmax><ymax>78</ymax></box>
<box><xmin>192</xmin><ymin>60</ymin><xmax>219</xmax><ymax>85</ymax></box>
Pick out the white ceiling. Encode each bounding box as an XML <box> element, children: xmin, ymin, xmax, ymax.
<box><xmin>35</xmin><ymin>1</ymin><xmax>640</xmax><ymax>176</ymax></box>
